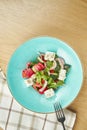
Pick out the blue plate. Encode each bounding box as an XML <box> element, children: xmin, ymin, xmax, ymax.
<box><xmin>7</xmin><ymin>36</ymin><xmax>83</xmax><ymax>113</ymax></box>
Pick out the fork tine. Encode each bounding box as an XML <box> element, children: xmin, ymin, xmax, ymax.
<box><xmin>54</xmin><ymin>103</ymin><xmax>59</xmax><ymax>120</ymax></box>
<box><xmin>54</xmin><ymin>102</ymin><xmax>61</xmax><ymax>118</ymax></box>
<box><xmin>59</xmin><ymin>103</ymin><xmax>65</xmax><ymax>118</ymax></box>
<box><xmin>57</xmin><ymin>102</ymin><xmax>63</xmax><ymax>118</ymax></box>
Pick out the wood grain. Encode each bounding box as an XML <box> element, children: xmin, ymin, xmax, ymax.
<box><xmin>0</xmin><ymin>0</ymin><xmax>87</xmax><ymax>130</ymax></box>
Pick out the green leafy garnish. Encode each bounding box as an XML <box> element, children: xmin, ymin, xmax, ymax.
<box><xmin>47</xmin><ymin>77</ymin><xmax>54</xmax><ymax>85</ymax></box>
<box><xmin>46</xmin><ymin>61</ymin><xmax>53</xmax><ymax>69</ymax></box>
<box><xmin>48</xmin><ymin>80</ymin><xmax>64</xmax><ymax>89</ymax></box>
<box><xmin>55</xmin><ymin>61</ymin><xmax>61</xmax><ymax>73</ymax></box>
<box><xmin>50</xmin><ymin>75</ymin><xmax>58</xmax><ymax>80</ymax></box>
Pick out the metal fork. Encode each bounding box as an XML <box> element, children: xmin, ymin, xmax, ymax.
<box><xmin>54</xmin><ymin>102</ymin><xmax>66</xmax><ymax>130</ymax></box>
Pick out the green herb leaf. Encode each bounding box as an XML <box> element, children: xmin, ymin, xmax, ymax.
<box><xmin>46</xmin><ymin>61</ymin><xmax>53</xmax><ymax>69</ymax></box>
<box><xmin>48</xmin><ymin>80</ymin><xmax>64</xmax><ymax>89</ymax></box>
<box><xmin>47</xmin><ymin>77</ymin><xmax>54</xmax><ymax>85</ymax></box>
<box><xmin>50</xmin><ymin>75</ymin><xmax>58</xmax><ymax>80</ymax></box>
<box><xmin>56</xmin><ymin>80</ymin><xmax>64</xmax><ymax>86</ymax></box>
<box><xmin>55</xmin><ymin>61</ymin><xmax>61</xmax><ymax>73</ymax></box>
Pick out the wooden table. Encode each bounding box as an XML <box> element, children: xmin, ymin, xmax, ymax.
<box><xmin>0</xmin><ymin>0</ymin><xmax>87</xmax><ymax>130</ymax></box>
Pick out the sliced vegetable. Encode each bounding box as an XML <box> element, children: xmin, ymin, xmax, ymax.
<box><xmin>32</xmin><ymin>62</ymin><xmax>45</xmax><ymax>72</ymax></box>
<box><xmin>37</xmin><ymin>56</ymin><xmax>44</xmax><ymax>63</ymax></box>
<box><xmin>50</xmin><ymin>61</ymin><xmax>57</xmax><ymax>70</ymax></box>
<box><xmin>39</xmin><ymin>81</ymin><xmax>47</xmax><ymax>94</ymax></box>
<box><xmin>22</xmin><ymin>68</ymin><xmax>34</xmax><ymax>78</ymax></box>
<box><xmin>56</xmin><ymin>57</ymin><xmax>65</xmax><ymax>69</ymax></box>
<box><xmin>33</xmin><ymin>82</ymin><xmax>42</xmax><ymax>89</ymax></box>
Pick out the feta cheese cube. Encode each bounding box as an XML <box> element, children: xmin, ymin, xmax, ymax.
<box><xmin>44</xmin><ymin>52</ymin><xmax>55</xmax><ymax>61</ymax></box>
<box><xmin>59</xmin><ymin>69</ymin><xmax>66</xmax><ymax>76</ymax></box>
<box><xmin>44</xmin><ymin>88</ymin><xmax>55</xmax><ymax>98</ymax></box>
<box><xmin>58</xmin><ymin>75</ymin><xmax>66</xmax><ymax>81</ymax></box>
<box><xmin>24</xmin><ymin>78</ymin><xmax>33</xmax><ymax>87</ymax></box>
<box><xmin>58</xmin><ymin>69</ymin><xmax>66</xmax><ymax>81</ymax></box>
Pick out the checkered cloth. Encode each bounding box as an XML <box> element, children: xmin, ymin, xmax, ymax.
<box><xmin>0</xmin><ymin>68</ymin><xmax>76</xmax><ymax>130</ymax></box>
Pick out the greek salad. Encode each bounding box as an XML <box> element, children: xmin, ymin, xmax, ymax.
<box><xmin>22</xmin><ymin>51</ymin><xmax>71</xmax><ymax>98</ymax></box>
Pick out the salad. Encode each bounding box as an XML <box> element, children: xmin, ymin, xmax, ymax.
<box><xmin>22</xmin><ymin>51</ymin><xmax>71</xmax><ymax>98</ymax></box>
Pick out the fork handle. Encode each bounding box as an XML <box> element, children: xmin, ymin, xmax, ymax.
<box><xmin>62</xmin><ymin>122</ymin><xmax>66</xmax><ymax>130</ymax></box>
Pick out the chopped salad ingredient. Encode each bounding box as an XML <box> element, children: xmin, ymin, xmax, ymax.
<box><xmin>22</xmin><ymin>51</ymin><xmax>71</xmax><ymax>98</ymax></box>
<box><xmin>44</xmin><ymin>88</ymin><xmax>55</xmax><ymax>98</ymax></box>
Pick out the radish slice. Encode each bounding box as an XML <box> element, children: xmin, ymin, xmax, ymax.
<box><xmin>22</xmin><ymin>68</ymin><xmax>34</xmax><ymax>78</ymax></box>
<box><xmin>32</xmin><ymin>62</ymin><xmax>45</xmax><ymax>72</ymax></box>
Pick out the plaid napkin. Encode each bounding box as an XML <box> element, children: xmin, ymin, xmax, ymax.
<box><xmin>0</xmin><ymin>68</ymin><xmax>76</xmax><ymax>130</ymax></box>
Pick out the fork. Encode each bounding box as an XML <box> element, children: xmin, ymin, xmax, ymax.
<box><xmin>54</xmin><ymin>102</ymin><xmax>66</xmax><ymax>130</ymax></box>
